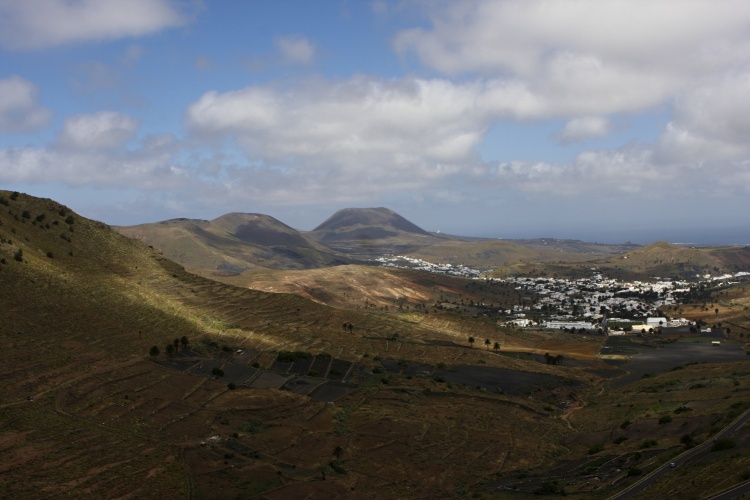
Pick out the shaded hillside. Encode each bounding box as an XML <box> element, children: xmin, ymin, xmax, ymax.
<box><xmin>307</xmin><ymin>207</ymin><xmax>441</xmax><ymax>257</ymax></box>
<box><xmin>117</xmin><ymin>212</ymin><xmax>347</xmax><ymax>274</ymax></box>
<box><xmin>311</xmin><ymin>207</ymin><xmax>430</xmax><ymax>240</ymax></box>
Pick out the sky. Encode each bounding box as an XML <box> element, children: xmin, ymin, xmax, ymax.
<box><xmin>2</xmin><ymin>0</ymin><xmax>750</xmax><ymax>244</ymax></box>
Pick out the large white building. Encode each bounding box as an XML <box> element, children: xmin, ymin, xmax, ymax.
<box><xmin>545</xmin><ymin>320</ymin><xmax>596</xmax><ymax>330</ymax></box>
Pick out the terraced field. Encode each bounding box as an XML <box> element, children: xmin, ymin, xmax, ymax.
<box><xmin>3</xmin><ymin>191</ymin><xmax>750</xmax><ymax>498</ymax></box>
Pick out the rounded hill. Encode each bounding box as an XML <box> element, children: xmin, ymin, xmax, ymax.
<box><xmin>311</xmin><ymin>207</ymin><xmax>429</xmax><ymax>241</ymax></box>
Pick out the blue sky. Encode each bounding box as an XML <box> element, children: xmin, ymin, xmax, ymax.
<box><xmin>2</xmin><ymin>0</ymin><xmax>750</xmax><ymax>244</ymax></box>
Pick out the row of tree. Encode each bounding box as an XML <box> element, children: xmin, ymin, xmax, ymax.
<box><xmin>467</xmin><ymin>336</ymin><xmax>501</xmax><ymax>351</ymax></box>
<box><xmin>149</xmin><ymin>336</ymin><xmax>190</xmax><ymax>358</ymax></box>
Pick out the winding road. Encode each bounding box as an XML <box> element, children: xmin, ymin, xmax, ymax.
<box><xmin>607</xmin><ymin>408</ymin><xmax>750</xmax><ymax>499</ymax></box>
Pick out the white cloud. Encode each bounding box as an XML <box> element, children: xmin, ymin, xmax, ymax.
<box><xmin>395</xmin><ymin>0</ymin><xmax>750</xmax><ymax>77</ymax></box>
<box><xmin>394</xmin><ymin>0</ymin><xmax>750</xmax><ymax>120</ymax></box>
<box><xmin>275</xmin><ymin>35</ymin><xmax>316</xmax><ymax>66</ymax></box>
<box><xmin>58</xmin><ymin>111</ymin><xmax>139</xmax><ymax>150</ymax></box>
<box><xmin>0</xmin><ymin>0</ymin><xmax>190</xmax><ymax>50</ymax></box>
<box><xmin>185</xmin><ymin>76</ymin><xmax>494</xmax><ymax>185</ymax></box>
<box><xmin>0</xmin><ymin>141</ymin><xmax>188</xmax><ymax>189</ymax></box>
<box><xmin>656</xmin><ymin>72</ymin><xmax>750</xmax><ymax>164</ymax></box>
<box><xmin>559</xmin><ymin>116</ymin><xmax>611</xmax><ymax>143</ymax></box>
<box><xmin>0</xmin><ymin>75</ymin><xmax>52</xmax><ymax>132</ymax></box>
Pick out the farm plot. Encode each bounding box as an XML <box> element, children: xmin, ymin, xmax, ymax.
<box><xmin>309</xmin><ymin>382</ymin><xmax>356</xmax><ymax>402</ymax></box>
<box><xmin>283</xmin><ymin>376</ymin><xmax>326</xmax><ymax>396</ymax></box>
<box><xmin>435</xmin><ymin>365</ymin><xmax>567</xmax><ymax>394</ymax></box>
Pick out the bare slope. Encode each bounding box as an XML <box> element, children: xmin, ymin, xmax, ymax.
<box><xmin>117</xmin><ymin>212</ymin><xmax>346</xmax><ymax>274</ymax></box>
<box><xmin>495</xmin><ymin>240</ymin><xmax>750</xmax><ymax>280</ymax></box>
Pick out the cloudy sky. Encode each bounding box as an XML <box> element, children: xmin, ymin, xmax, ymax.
<box><xmin>2</xmin><ymin>0</ymin><xmax>750</xmax><ymax>244</ymax></box>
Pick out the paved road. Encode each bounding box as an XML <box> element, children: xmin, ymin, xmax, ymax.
<box><xmin>607</xmin><ymin>407</ymin><xmax>750</xmax><ymax>499</ymax></box>
<box><xmin>706</xmin><ymin>479</ymin><xmax>750</xmax><ymax>500</ymax></box>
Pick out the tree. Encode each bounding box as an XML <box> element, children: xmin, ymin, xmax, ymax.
<box><xmin>180</xmin><ymin>336</ymin><xmax>189</xmax><ymax>349</ymax></box>
<box><xmin>149</xmin><ymin>346</ymin><xmax>160</xmax><ymax>356</ymax></box>
<box><xmin>494</xmin><ymin>342</ymin><xmax>501</xmax><ymax>352</ymax></box>
<box><xmin>165</xmin><ymin>343</ymin><xmax>175</xmax><ymax>358</ymax></box>
<box><xmin>468</xmin><ymin>336</ymin><xmax>475</xmax><ymax>348</ymax></box>
<box><xmin>484</xmin><ymin>338</ymin><xmax>491</xmax><ymax>350</ymax></box>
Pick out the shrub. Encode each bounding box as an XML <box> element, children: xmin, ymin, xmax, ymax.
<box><xmin>640</xmin><ymin>439</ymin><xmax>658</xmax><ymax>449</ymax></box>
<box><xmin>13</xmin><ymin>249</ymin><xmax>23</xmax><ymax>262</ymax></box>
<box><xmin>9</xmin><ymin>191</ymin><xmax>18</xmax><ymax>200</ymax></box>
<box><xmin>534</xmin><ymin>480</ymin><xmax>565</xmax><ymax>496</ymax></box>
<box><xmin>712</xmin><ymin>439</ymin><xmax>736</xmax><ymax>452</ymax></box>
<box><xmin>588</xmin><ymin>443</ymin><xmax>604</xmax><ymax>454</ymax></box>
<box><xmin>681</xmin><ymin>434</ymin><xmax>696</xmax><ymax>448</ymax></box>
<box><xmin>149</xmin><ymin>346</ymin><xmax>160</xmax><ymax>356</ymax></box>
<box><xmin>227</xmin><ymin>383</ymin><xmax>236</xmax><ymax>390</ymax></box>
<box><xmin>46</xmin><ymin>251</ymin><xmax>53</xmax><ymax>259</ymax></box>
<box><xmin>659</xmin><ymin>415</ymin><xmax>673</xmax><ymax>425</ymax></box>
<box><xmin>328</xmin><ymin>460</ymin><xmax>347</xmax><ymax>475</ymax></box>
<box><xmin>613</xmin><ymin>436</ymin><xmax>628</xmax><ymax>444</ymax></box>
<box><xmin>620</xmin><ymin>420</ymin><xmax>632</xmax><ymax>429</ymax></box>
<box><xmin>277</xmin><ymin>351</ymin><xmax>312</xmax><ymax>362</ymax></box>
<box><xmin>211</xmin><ymin>367</ymin><xmax>225</xmax><ymax>377</ymax></box>
<box><xmin>627</xmin><ymin>467</ymin><xmax>642</xmax><ymax>476</ymax></box>
<box><xmin>238</xmin><ymin>419</ymin><xmax>267</xmax><ymax>434</ymax></box>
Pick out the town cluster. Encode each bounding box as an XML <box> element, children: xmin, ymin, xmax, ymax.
<box><xmin>377</xmin><ymin>255</ymin><xmax>749</xmax><ymax>333</ymax></box>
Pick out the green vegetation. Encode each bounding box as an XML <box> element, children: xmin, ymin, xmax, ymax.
<box><xmin>277</xmin><ymin>351</ymin><xmax>312</xmax><ymax>362</ymax></box>
<box><xmin>238</xmin><ymin>419</ymin><xmax>267</xmax><ymax>434</ymax></box>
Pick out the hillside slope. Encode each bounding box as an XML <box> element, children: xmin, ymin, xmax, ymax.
<box><xmin>117</xmin><ymin>212</ymin><xmax>346</xmax><ymax>274</ymax></box>
<box><xmin>483</xmin><ymin>240</ymin><xmax>750</xmax><ymax>280</ymax></box>
<box><xmin>0</xmin><ymin>191</ymin><xmax>357</xmax><ymax>497</ymax></box>
<box><xmin>4</xmin><ymin>191</ymin><xmax>750</xmax><ymax>498</ymax></box>
<box><xmin>311</xmin><ymin>206</ymin><xmax>430</xmax><ymax>240</ymax></box>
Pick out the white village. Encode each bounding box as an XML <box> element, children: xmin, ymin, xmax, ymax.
<box><xmin>377</xmin><ymin>255</ymin><xmax>750</xmax><ymax>335</ymax></box>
